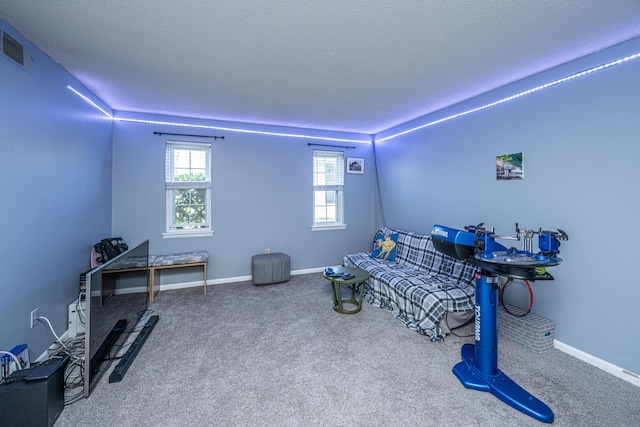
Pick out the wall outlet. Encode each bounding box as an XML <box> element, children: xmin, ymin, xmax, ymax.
<box><xmin>264</xmin><ymin>248</ymin><xmax>271</xmax><ymax>254</ymax></box>
<box><xmin>30</xmin><ymin>308</ymin><xmax>39</xmax><ymax>328</ymax></box>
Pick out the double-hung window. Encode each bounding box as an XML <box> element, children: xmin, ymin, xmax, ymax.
<box><xmin>313</xmin><ymin>150</ymin><xmax>345</xmax><ymax>230</ymax></box>
<box><xmin>164</xmin><ymin>141</ymin><xmax>212</xmax><ymax>238</ymax></box>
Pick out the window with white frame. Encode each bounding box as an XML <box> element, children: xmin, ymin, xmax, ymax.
<box><xmin>164</xmin><ymin>141</ymin><xmax>212</xmax><ymax>237</ymax></box>
<box><xmin>313</xmin><ymin>150</ymin><xmax>345</xmax><ymax>229</ymax></box>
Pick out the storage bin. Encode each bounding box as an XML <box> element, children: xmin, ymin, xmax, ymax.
<box><xmin>498</xmin><ymin>305</ymin><xmax>555</xmax><ymax>353</ymax></box>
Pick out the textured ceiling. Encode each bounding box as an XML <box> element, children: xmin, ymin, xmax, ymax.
<box><xmin>2</xmin><ymin>1</ymin><xmax>640</xmax><ymax>134</ymax></box>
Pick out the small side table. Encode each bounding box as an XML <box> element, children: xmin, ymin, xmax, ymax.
<box><xmin>323</xmin><ymin>266</ymin><xmax>370</xmax><ymax>314</ymax></box>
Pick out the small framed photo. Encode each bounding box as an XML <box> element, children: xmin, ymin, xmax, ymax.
<box><xmin>346</xmin><ymin>157</ymin><xmax>364</xmax><ymax>174</ymax></box>
<box><xmin>496</xmin><ymin>152</ymin><xmax>524</xmax><ymax>180</ymax></box>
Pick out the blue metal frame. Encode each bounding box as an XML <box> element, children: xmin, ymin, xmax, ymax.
<box><xmin>432</xmin><ymin>224</ymin><xmax>567</xmax><ymax>423</ymax></box>
<box><xmin>452</xmin><ymin>273</ymin><xmax>554</xmax><ymax>423</ymax></box>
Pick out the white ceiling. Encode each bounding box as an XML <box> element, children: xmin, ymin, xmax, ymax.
<box><xmin>2</xmin><ymin>1</ymin><xmax>640</xmax><ymax>134</ymax></box>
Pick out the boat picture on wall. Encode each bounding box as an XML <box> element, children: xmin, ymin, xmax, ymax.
<box><xmin>496</xmin><ymin>152</ymin><xmax>524</xmax><ymax>180</ymax></box>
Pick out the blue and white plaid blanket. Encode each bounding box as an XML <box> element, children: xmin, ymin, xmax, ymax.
<box><xmin>344</xmin><ymin>227</ymin><xmax>477</xmax><ymax>341</ymax></box>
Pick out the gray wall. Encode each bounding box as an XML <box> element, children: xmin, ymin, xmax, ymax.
<box><xmin>110</xmin><ymin>114</ymin><xmax>376</xmax><ymax>283</ymax></box>
<box><xmin>374</xmin><ymin>37</ymin><xmax>640</xmax><ymax>374</ymax></box>
<box><xmin>0</xmin><ymin>19</ymin><xmax>113</xmax><ymax>358</ymax></box>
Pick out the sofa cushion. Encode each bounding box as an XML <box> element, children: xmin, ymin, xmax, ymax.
<box><xmin>394</xmin><ymin>229</ymin><xmax>433</xmax><ymax>270</ymax></box>
<box><xmin>378</xmin><ymin>228</ymin><xmax>476</xmax><ymax>289</ymax></box>
<box><xmin>370</xmin><ymin>230</ymin><xmax>399</xmax><ymax>261</ymax></box>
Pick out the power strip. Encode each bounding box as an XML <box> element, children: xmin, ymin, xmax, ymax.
<box><xmin>1</xmin><ymin>344</ymin><xmax>30</xmax><ymax>381</ymax></box>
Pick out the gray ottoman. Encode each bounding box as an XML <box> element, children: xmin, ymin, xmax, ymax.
<box><xmin>252</xmin><ymin>253</ymin><xmax>290</xmax><ymax>285</ymax></box>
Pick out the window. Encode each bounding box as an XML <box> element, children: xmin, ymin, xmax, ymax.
<box><xmin>164</xmin><ymin>141</ymin><xmax>212</xmax><ymax>238</ymax></box>
<box><xmin>313</xmin><ymin>150</ymin><xmax>345</xmax><ymax>230</ymax></box>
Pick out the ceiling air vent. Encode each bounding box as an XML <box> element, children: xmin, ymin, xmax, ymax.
<box><xmin>2</xmin><ymin>31</ymin><xmax>24</xmax><ymax>66</ymax></box>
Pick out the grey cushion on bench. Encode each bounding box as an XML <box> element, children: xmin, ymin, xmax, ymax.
<box><xmin>104</xmin><ymin>251</ymin><xmax>209</xmax><ymax>270</ymax></box>
<box><xmin>150</xmin><ymin>251</ymin><xmax>208</xmax><ymax>267</ymax></box>
<box><xmin>104</xmin><ymin>255</ymin><xmax>148</xmax><ymax>270</ymax></box>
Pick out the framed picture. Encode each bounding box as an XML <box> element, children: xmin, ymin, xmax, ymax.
<box><xmin>496</xmin><ymin>152</ymin><xmax>524</xmax><ymax>180</ymax></box>
<box><xmin>346</xmin><ymin>157</ymin><xmax>364</xmax><ymax>174</ymax></box>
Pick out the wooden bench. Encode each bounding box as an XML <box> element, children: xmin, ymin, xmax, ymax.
<box><xmin>148</xmin><ymin>252</ymin><xmax>208</xmax><ymax>302</ymax></box>
<box><xmin>101</xmin><ymin>251</ymin><xmax>208</xmax><ymax>302</ymax></box>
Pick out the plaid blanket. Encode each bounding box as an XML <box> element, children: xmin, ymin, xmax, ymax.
<box><xmin>344</xmin><ymin>227</ymin><xmax>478</xmax><ymax>341</ymax></box>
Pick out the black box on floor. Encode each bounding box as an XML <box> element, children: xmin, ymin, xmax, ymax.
<box><xmin>0</xmin><ymin>356</ymin><xmax>68</xmax><ymax>427</ymax></box>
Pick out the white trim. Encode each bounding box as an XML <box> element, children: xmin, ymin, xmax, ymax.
<box><xmin>162</xmin><ymin>229</ymin><xmax>214</xmax><ymax>239</ymax></box>
<box><xmin>158</xmin><ymin>266</ymin><xmax>334</xmax><ymax>291</ymax></box>
<box><xmin>291</xmin><ymin>266</ymin><xmax>332</xmax><ymax>275</ymax></box>
<box><xmin>166</xmin><ymin>140</ymin><xmax>212</xmax><ymax>148</ymax></box>
<box><xmin>311</xmin><ymin>224</ymin><xmax>347</xmax><ymax>231</ymax></box>
<box><xmin>208</xmin><ymin>275</ymin><xmax>253</xmax><ymax>285</ymax></box>
<box><xmin>554</xmin><ymin>339</ymin><xmax>640</xmax><ymax>387</ymax></box>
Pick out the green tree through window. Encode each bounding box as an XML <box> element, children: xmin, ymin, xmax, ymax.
<box><xmin>166</xmin><ymin>142</ymin><xmax>211</xmax><ymax>234</ymax></box>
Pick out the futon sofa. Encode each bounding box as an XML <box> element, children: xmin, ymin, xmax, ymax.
<box><xmin>344</xmin><ymin>227</ymin><xmax>478</xmax><ymax>342</ymax></box>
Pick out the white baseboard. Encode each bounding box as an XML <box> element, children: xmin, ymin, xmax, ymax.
<box><xmin>161</xmin><ymin>266</ymin><xmax>329</xmax><ymax>291</ymax></box>
<box><xmin>554</xmin><ymin>339</ymin><xmax>639</xmax><ymax>387</ymax></box>
<box><xmin>292</xmin><ymin>266</ymin><xmax>329</xmax><ymax>275</ymax></box>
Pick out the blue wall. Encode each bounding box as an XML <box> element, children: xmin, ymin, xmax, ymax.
<box><xmin>3</xmin><ymin>14</ymin><xmax>638</xmax><ymax>378</ymax></box>
<box><xmin>110</xmin><ymin>114</ymin><xmax>376</xmax><ymax>282</ymax></box>
<box><xmin>374</xmin><ymin>37</ymin><xmax>640</xmax><ymax>374</ymax></box>
<box><xmin>0</xmin><ymin>19</ymin><xmax>113</xmax><ymax>358</ymax></box>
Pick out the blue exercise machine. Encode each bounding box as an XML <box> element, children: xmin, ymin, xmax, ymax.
<box><xmin>431</xmin><ymin>223</ymin><xmax>568</xmax><ymax>423</ymax></box>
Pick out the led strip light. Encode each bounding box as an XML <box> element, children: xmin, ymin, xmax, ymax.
<box><xmin>375</xmin><ymin>51</ymin><xmax>640</xmax><ymax>143</ymax></box>
<box><xmin>67</xmin><ymin>86</ymin><xmax>370</xmax><ymax>144</ymax></box>
<box><xmin>67</xmin><ymin>85</ymin><xmax>113</xmax><ymax>118</ymax></box>
<box><xmin>68</xmin><ymin>50</ymin><xmax>640</xmax><ymax>144</ymax></box>
<box><xmin>112</xmin><ymin>116</ymin><xmax>371</xmax><ymax>144</ymax></box>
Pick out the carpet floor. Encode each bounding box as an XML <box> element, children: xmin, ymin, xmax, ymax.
<box><xmin>54</xmin><ymin>273</ymin><xmax>640</xmax><ymax>426</ymax></box>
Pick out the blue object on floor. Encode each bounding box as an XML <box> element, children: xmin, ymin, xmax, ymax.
<box><xmin>452</xmin><ymin>273</ymin><xmax>554</xmax><ymax>424</ymax></box>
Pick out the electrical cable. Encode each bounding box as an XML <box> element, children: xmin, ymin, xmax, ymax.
<box><xmin>371</xmin><ymin>139</ymin><xmax>386</xmax><ymax>227</ymax></box>
<box><xmin>29</xmin><ymin>310</ymin><xmax>87</xmax><ymax>405</ymax></box>
<box><xmin>77</xmin><ymin>291</ymin><xmax>86</xmax><ymax>325</ymax></box>
<box><xmin>441</xmin><ymin>277</ymin><xmax>475</xmax><ymax>339</ymax></box>
<box><xmin>137</xmin><ymin>308</ymin><xmax>155</xmax><ymax>323</ymax></box>
<box><xmin>43</xmin><ymin>334</ymin><xmax>86</xmax><ymax>405</ymax></box>
<box><xmin>0</xmin><ymin>350</ymin><xmax>23</xmax><ymax>371</ymax></box>
<box><xmin>35</xmin><ymin>315</ymin><xmax>71</xmax><ymax>352</ymax></box>
<box><xmin>500</xmin><ymin>278</ymin><xmax>533</xmax><ymax>316</ymax></box>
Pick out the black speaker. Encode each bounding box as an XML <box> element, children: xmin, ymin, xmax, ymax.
<box><xmin>0</xmin><ymin>356</ymin><xmax>68</xmax><ymax>427</ymax></box>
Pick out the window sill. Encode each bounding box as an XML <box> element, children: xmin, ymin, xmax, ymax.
<box><xmin>311</xmin><ymin>224</ymin><xmax>347</xmax><ymax>231</ymax></box>
<box><xmin>162</xmin><ymin>229</ymin><xmax>214</xmax><ymax>239</ymax></box>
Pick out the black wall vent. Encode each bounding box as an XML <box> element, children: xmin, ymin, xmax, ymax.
<box><xmin>2</xmin><ymin>31</ymin><xmax>24</xmax><ymax>66</ymax></box>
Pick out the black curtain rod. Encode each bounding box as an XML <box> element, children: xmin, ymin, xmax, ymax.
<box><xmin>154</xmin><ymin>131</ymin><xmax>224</xmax><ymax>140</ymax></box>
<box><xmin>307</xmin><ymin>143</ymin><xmax>356</xmax><ymax>149</ymax></box>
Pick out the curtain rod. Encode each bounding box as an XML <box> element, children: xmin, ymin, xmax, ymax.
<box><xmin>307</xmin><ymin>143</ymin><xmax>356</xmax><ymax>149</ymax></box>
<box><xmin>154</xmin><ymin>131</ymin><xmax>225</xmax><ymax>140</ymax></box>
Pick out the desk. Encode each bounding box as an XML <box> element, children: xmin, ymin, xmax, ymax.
<box><xmin>323</xmin><ymin>266</ymin><xmax>370</xmax><ymax>314</ymax></box>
